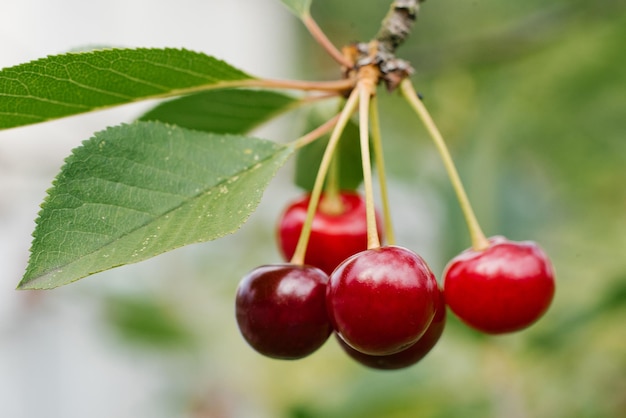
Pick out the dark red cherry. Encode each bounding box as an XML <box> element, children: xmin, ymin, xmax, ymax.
<box><xmin>235</xmin><ymin>264</ymin><xmax>331</xmax><ymax>359</ymax></box>
<box><xmin>443</xmin><ymin>236</ymin><xmax>555</xmax><ymax>334</ymax></box>
<box><xmin>337</xmin><ymin>287</ymin><xmax>446</xmax><ymax>370</ymax></box>
<box><xmin>277</xmin><ymin>192</ymin><xmax>382</xmax><ymax>275</ymax></box>
<box><xmin>327</xmin><ymin>246</ymin><xmax>439</xmax><ymax>356</ymax></box>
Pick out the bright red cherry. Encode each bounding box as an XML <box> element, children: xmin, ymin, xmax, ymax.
<box><xmin>337</xmin><ymin>287</ymin><xmax>446</xmax><ymax>370</ymax></box>
<box><xmin>443</xmin><ymin>236</ymin><xmax>555</xmax><ymax>334</ymax></box>
<box><xmin>327</xmin><ymin>246</ymin><xmax>439</xmax><ymax>356</ymax></box>
<box><xmin>235</xmin><ymin>264</ymin><xmax>332</xmax><ymax>359</ymax></box>
<box><xmin>277</xmin><ymin>192</ymin><xmax>382</xmax><ymax>275</ymax></box>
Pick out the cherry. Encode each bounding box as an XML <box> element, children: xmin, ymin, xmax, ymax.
<box><xmin>337</xmin><ymin>286</ymin><xmax>446</xmax><ymax>370</ymax></box>
<box><xmin>235</xmin><ymin>264</ymin><xmax>332</xmax><ymax>359</ymax></box>
<box><xmin>327</xmin><ymin>245</ymin><xmax>439</xmax><ymax>356</ymax></box>
<box><xmin>277</xmin><ymin>191</ymin><xmax>382</xmax><ymax>275</ymax></box>
<box><xmin>443</xmin><ymin>236</ymin><xmax>555</xmax><ymax>334</ymax></box>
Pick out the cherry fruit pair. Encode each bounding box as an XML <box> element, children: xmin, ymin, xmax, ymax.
<box><xmin>329</xmin><ymin>245</ymin><xmax>445</xmax><ymax>370</ymax></box>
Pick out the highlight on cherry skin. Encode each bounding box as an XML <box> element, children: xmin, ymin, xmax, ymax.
<box><xmin>277</xmin><ymin>191</ymin><xmax>383</xmax><ymax>275</ymax></box>
<box><xmin>327</xmin><ymin>245</ymin><xmax>440</xmax><ymax>356</ymax></box>
<box><xmin>443</xmin><ymin>236</ymin><xmax>556</xmax><ymax>334</ymax></box>
<box><xmin>336</xmin><ymin>286</ymin><xmax>446</xmax><ymax>370</ymax></box>
<box><xmin>235</xmin><ymin>264</ymin><xmax>332</xmax><ymax>360</ymax></box>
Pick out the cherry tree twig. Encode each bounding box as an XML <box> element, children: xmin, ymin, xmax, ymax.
<box><xmin>376</xmin><ymin>0</ymin><xmax>426</xmax><ymax>54</ymax></box>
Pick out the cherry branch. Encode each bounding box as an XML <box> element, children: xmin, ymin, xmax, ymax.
<box><xmin>375</xmin><ymin>0</ymin><xmax>425</xmax><ymax>53</ymax></box>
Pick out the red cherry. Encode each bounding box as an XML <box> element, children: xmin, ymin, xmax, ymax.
<box><xmin>337</xmin><ymin>287</ymin><xmax>446</xmax><ymax>370</ymax></box>
<box><xmin>327</xmin><ymin>246</ymin><xmax>439</xmax><ymax>356</ymax></box>
<box><xmin>277</xmin><ymin>192</ymin><xmax>382</xmax><ymax>275</ymax></box>
<box><xmin>235</xmin><ymin>264</ymin><xmax>332</xmax><ymax>359</ymax></box>
<box><xmin>443</xmin><ymin>236</ymin><xmax>555</xmax><ymax>334</ymax></box>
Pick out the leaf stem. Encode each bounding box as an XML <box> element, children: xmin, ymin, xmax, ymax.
<box><xmin>292</xmin><ymin>113</ymin><xmax>340</xmax><ymax>149</ymax></box>
<box><xmin>289</xmin><ymin>88</ymin><xmax>360</xmax><ymax>266</ymax></box>
<box><xmin>358</xmin><ymin>77</ymin><xmax>381</xmax><ymax>250</ymax></box>
<box><xmin>302</xmin><ymin>13</ymin><xmax>354</xmax><ymax>69</ymax></box>
<box><xmin>299</xmin><ymin>91</ymin><xmax>343</xmax><ymax>104</ymax></box>
<box><xmin>249</xmin><ymin>77</ymin><xmax>354</xmax><ymax>93</ymax></box>
<box><xmin>146</xmin><ymin>78</ymin><xmax>353</xmax><ymax>103</ymax></box>
<box><xmin>369</xmin><ymin>95</ymin><xmax>395</xmax><ymax>246</ymax></box>
<box><xmin>400</xmin><ymin>79</ymin><xmax>490</xmax><ymax>251</ymax></box>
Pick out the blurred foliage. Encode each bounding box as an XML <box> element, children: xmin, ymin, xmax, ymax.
<box><xmin>98</xmin><ymin>0</ymin><xmax>626</xmax><ymax>417</ymax></box>
<box><xmin>104</xmin><ymin>293</ymin><xmax>194</xmax><ymax>349</ymax></box>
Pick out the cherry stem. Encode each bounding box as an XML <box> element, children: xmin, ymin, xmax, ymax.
<box><xmin>289</xmin><ymin>88</ymin><xmax>361</xmax><ymax>266</ymax></box>
<box><xmin>319</xmin><ymin>152</ymin><xmax>345</xmax><ymax>215</ymax></box>
<box><xmin>302</xmin><ymin>13</ymin><xmax>353</xmax><ymax>69</ymax></box>
<box><xmin>358</xmin><ymin>80</ymin><xmax>381</xmax><ymax>250</ymax></box>
<box><xmin>399</xmin><ymin>79</ymin><xmax>490</xmax><ymax>251</ymax></box>
<box><xmin>369</xmin><ymin>95</ymin><xmax>395</xmax><ymax>246</ymax></box>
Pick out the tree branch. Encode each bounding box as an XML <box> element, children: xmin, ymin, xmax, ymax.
<box><xmin>376</xmin><ymin>0</ymin><xmax>425</xmax><ymax>54</ymax></box>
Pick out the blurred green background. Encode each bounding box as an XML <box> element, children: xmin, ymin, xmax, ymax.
<box><xmin>3</xmin><ymin>0</ymin><xmax>625</xmax><ymax>417</ymax></box>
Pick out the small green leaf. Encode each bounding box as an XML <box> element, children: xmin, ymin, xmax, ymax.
<box><xmin>295</xmin><ymin>113</ymin><xmax>365</xmax><ymax>191</ymax></box>
<box><xmin>279</xmin><ymin>0</ymin><xmax>312</xmax><ymax>18</ymax></box>
<box><xmin>139</xmin><ymin>89</ymin><xmax>298</xmax><ymax>134</ymax></box>
<box><xmin>0</xmin><ymin>48</ymin><xmax>253</xmax><ymax>130</ymax></box>
<box><xmin>18</xmin><ymin>121</ymin><xmax>293</xmax><ymax>289</ymax></box>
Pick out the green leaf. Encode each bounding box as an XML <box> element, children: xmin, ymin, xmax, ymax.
<box><xmin>18</xmin><ymin>121</ymin><xmax>293</xmax><ymax>289</ymax></box>
<box><xmin>139</xmin><ymin>88</ymin><xmax>298</xmax><ymax>134</ymax></box>
<box><xmin>0</xmin><ymin>48</ymin><xmax>253</xmax><ymax>130</ymax></box>
<box><xmin>279</xmin><ymin>0</ymin><xmax>312</xmax><ymax>18</ymax></box>
<box><xmin>295</xmin><ymin>113</ymin><xmax>365</xmax><ymax>191</ymax></box>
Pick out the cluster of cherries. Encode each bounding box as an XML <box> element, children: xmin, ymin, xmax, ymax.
<box><xmin>233</xmin><ymin>1</ymin><xmax>556</xmax><ymax>371</ymax></box>
<box><xmin>235</xmin><ymin>191</ymin><xmax>556</xmax><ymax>370</ymax></box>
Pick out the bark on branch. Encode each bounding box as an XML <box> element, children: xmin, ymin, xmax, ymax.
<box><xmin>376</xmin><ymin>0</ymin><xmax>425</xmax><ymax>53</ymax></box>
